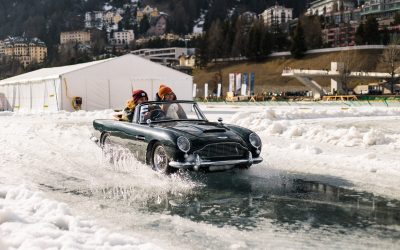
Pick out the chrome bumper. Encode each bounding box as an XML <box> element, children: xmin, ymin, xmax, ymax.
<box><xmin>169</xmin><ymin>152</ymin><xmax>263</xmax><ymax>170</ymax></box>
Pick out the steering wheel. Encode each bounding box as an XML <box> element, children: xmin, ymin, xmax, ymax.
<box><xmin>148</xmin><ymin>109</ymin><xmax>166</xmax><ymax>121</ymax></box>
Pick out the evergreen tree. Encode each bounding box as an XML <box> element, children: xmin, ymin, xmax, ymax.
<box><xmin>206</xmin><ymin>19</ymin><xmax>224</xmax><ymax>62</ymax></box>
<box><xmin>246</xmin><ymin>22</ymin><xmax>262</xmax><ymax>59</ymax></box>
<box><xmin>122</xmin><ymin>6</ymin><xmax>134</xmax><ymax>30</ymax></box>
<box><xmin>355</xmin><ymin>23</ymin><xmax>365</xmax><ymax>45</ymax></box>
<box><xmin>231</xmin><ymin>18</ymin><xmax>247</xmax><ymax>58</ymax></box>
<box><xmin>382</xmin><ymin>27</ymin><xmax>390</xmax><ymax>45</ymax></box>
<box><xmin>203</xmin><ymin>0</ymin><xmax>228</xmax><ymax>31</ymax></box>
<box><xmin>364</xmin><ymin>16</ymin><xmax>380</xmax><ymax>45</ymax></box>
<box><xmin>301</xmin><ymin>15</ymin><xmax>322</xmax><ymax>49</ymax></box>
<box><xmin>194</xmin><ymin>34</ymin><xmax>209</xmax><ymax>68</ymax></box>
<box><xmin>273</xmin><ymin>26</ymin><xmax>290</xmax><ymax>51</ymax></box>
<box><xmin>393</xmin><ymin>12</ymin><xmax>400</xmax><ymax>25</ymax></box>
<box><xmin>261</xmin><ymin>28</ymin><xmax>273</xmax><ymax>56</ymax></box>
<box><xmin>139</xmin><ymin>15</ymin><xmax>150</xmax><ymax>36</ymax></box>
<box><xmin>221</xmin><ymin>20</ymin><xmax>235</xmax><ymax>58</ymax></box>
<box><xmin>291</xmin><ymin>21</ymin><xmax>307</xmax><ymax>59</ymax></box>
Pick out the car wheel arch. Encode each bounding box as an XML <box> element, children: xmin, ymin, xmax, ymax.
<box><xmin>100</xmin><ymin>132</ymin><xmax>110</xmax><ymax>146</ymax></box>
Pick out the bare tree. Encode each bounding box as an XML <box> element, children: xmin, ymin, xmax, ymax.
<box><xmin>381</xmin><ymin>37</ymin><xmax>400</xmax><ymax>93</ymax></box>
<box><xmin>337</xmin><ymin>49</ymin><xmax>356</xmax><ymax>93</ymax></box>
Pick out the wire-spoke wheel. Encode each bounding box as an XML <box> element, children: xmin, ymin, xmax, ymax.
<box><xmin>151</xmin><ymin>143</ymin><xmax>174</xmax><ymax>174</ymax></box>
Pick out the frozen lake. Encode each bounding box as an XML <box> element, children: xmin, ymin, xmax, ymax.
<box><xmin>1</xmin><ymin>103</ymin><xmax>400</xmax><ymax>249</ymax></box>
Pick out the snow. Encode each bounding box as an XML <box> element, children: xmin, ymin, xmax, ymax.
<box><xmin>0</xmin><ymin>185</ymin><xmax>161</xmax><ymax>249</ymax></box>
<box><xmin>193</xmin><ymin>11</ymin><xmax>206</xmax><ymax>34</ymax></box>
<box><xmin>0</xmin><ymin>102</ymin><xmax>400</xmax><ymax>248</ymax></box>
<box><xmin>103</xmin><ymin>3</ymin><xmax>113</xmax><ymax>11</ymax></box>
<box><xmin>221</xmin><ymin>104</ymin><xmax>400</xmax><ymax>199</ymax></box>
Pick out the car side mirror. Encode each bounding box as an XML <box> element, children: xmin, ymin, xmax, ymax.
<box><xmin>218</xmin><ymin>117</ymin><xmax>223</xmax><ymax>125</ymax></box>
<box><xmin>146</xmin><ymin>119</ymin><xmax>153</xmax><ymax>127</ymax></box>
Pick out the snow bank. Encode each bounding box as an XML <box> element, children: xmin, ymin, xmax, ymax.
<box><xmin>231</xmin><ymin>107</ymin><xmax>400</xmax><ymax>148</ymax></box>
<box><xmin>0</xmin><ymin>185</ymin><xmax>161</xmax><ymax>250</ymax></box>
<box><xmin>229</xmin><ymin>106</ymin><xmax>400</xmax><ymax>199</ymax></box>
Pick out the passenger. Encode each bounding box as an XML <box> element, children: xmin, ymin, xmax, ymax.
<box><xmin>121</xmin><ymin>89</ymin><xmax>148</xmax><ymax>122</ymax></box>
<box><xmin>157</xmin><ymin>85</ymin><xmax>186</xmax><ymax>119</ymax></box>
<box><xmin>154</xmin><ymin>84</ymin><xmax>169</xmax><ymax>101</ymax></box>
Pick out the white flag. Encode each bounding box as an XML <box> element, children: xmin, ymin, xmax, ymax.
<box><xmin>217</xmin><ymin>83</ymin><xmax>221</xmax><ymax>97</ymax></box>
<box><xmin>229</xmin><ymin>73</ymin><xmax>235</xmax><ymax>92</ymax></box>
<box><xmin>192</xmin><ymin>83</ymin><xmax>197</xmax><ymax>98</ymax></box>
<box><xmin>235</xmin><ymin>73</ymin><xmax>241</xmax><ymax>93</ymax></box>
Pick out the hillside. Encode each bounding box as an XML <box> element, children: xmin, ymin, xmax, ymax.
<box><xmin>193</xmin><ymin>49</ymin><xmax>386</xmax><ymax>94</ymax></box>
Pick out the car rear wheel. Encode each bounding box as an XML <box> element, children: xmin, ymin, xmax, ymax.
<box><xmin>151</xmin><ymin>143</ymin><xmax>175</xmax><ymax>174</ymax></box>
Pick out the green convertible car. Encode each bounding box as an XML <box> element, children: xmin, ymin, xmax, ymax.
<box><xmin>92</xmin><ymin>100</ymin><xmax>263</xmax><ymax>173</ymax></box>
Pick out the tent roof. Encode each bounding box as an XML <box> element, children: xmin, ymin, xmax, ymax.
<box><xmin>0</xmin><ymin>59</ymin><xmax>110</xmax><ymax>85</ymax></box>
<box><xmin>0</xmin><ymin>54</ymin><xmax>191</xmax><ymax>85</ymax></box>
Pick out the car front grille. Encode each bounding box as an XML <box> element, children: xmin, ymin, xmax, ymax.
<box><xmin>194</xmin><ymin>142</ymin><xmax>247</xmax><ymax>160</ymax></box>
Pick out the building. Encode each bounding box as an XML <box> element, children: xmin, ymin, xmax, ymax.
<box><xmin>322</xmin><ymin>23</ymin><xmax>357</xmax><ymax>47</ymax></box>
<box><xmin>0</xmin><ymin>40</ymin><xmax>5</xmax><ymax>55</ymax></box>
<box><xmin>307</xmin><ymin>0</ymin><xmax>355</xmax><ymax>16</ymax></box>
<box><xmin>259</xmin><ymin>3</ymin><xmax>293</xmax><ymax>27</ymax></box>
<box><xmin>361</xmin><ymin>0</ymin><xmax>400</xmax><ymax>22</ymax></box>
<box><xmin>178</xmin><ymin>54</ymin><xmax>196</xmax><ymax>68</ymax></box>
<box><xmin>322</xmin><ymin>7</ymin><xmax>361</xmax><ymax>25</ymax></box>
<box><xmin>109</xmin><ymin>30</ymin><xmax>135</xmax><ymax>46</ymax></box>
<box><xmin>85</xmin><ymin>9</ymin><xmax>125</xmax><ymax>31</ymax></box>
<box><xmin>0</xmin><ymin>54</ymin><xmax>193</xmax><ymax>112</ymax></box>
<box><xmin>132</xmin><ymin>47</ymin><xmax>195</xmax><ymax>65</ymax></box>
<box><xmin>85</xmin><ymin>11</ymin><xmax>104</xmax><ymax>30</ymax></box>
<box><xmin>60</xmin><ymin>31</ymin><xmax>91</xmax><ymax>45</ymax></box>
<box><xmin>136</xmin><ymin>5</ymin><xmax>159</xmax><ymax>22</ymax></box>
<box><xmin>2</xmin><ymin>36</ymin><xmax>47</xmax><ymax>67</ymax></box>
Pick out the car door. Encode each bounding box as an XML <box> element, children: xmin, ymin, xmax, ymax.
<box><xmin>126</xmin><ymin>123</ymin><xmax>149</xmax><ymax>162</ymax></box>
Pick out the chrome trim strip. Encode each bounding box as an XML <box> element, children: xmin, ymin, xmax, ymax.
<box><xmin>193</xmin><ymin>142</ymin><xmax>248</xmax><ymax>159</ymax></box>
<box><xmin>169</xmin><ymin>157</ymin><xmax>263</xmax><ymax>169</ymax></box>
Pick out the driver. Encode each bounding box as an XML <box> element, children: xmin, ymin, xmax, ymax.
<box><xmin>157</xmin><ymin>85</ymin><xmax>187</xmax><ymax>119</ymax></box>
<box><xmin>121</xmin><ymin>89</ymin><xmax>148</xmax><ymax>122</ymax></box>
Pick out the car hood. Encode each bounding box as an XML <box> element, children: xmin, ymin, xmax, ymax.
<box><xmin>156</xmin><ymin>121</ymin><xmax>240</xmax><ymax>139</ymax></box>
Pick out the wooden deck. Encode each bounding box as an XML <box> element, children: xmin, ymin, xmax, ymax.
<box><xmin>322</xmin><ymin>95</ymin><xmax>358</xmax><ymax>101</ymax></box>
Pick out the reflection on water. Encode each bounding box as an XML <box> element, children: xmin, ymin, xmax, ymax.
<box><xmin>142</xmin><ymin>171</ymin><xmax>400</xmax><ymax>234</ymax></box>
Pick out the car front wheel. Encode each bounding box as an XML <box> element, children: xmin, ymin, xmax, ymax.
<box><xmin>151</xmin><ymin>143</ymin><xmax>175</xmax><ymax>174</ymax></box>
<box><xmin>101</xmin><ymin>133</ymin><xmax>115</xmax><ymax>163</ymax></box>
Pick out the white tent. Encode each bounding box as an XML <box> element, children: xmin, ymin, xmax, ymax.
<box><xmin>0</xmin><ymin>54</ymin><xmax>193</xmax><ymax>111</ymax></box>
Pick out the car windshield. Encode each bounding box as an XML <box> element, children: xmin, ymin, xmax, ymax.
<box><xmin>135</xmin><ymin>101</ymin><xmax>207</xmax><ymax>123</ymax></box>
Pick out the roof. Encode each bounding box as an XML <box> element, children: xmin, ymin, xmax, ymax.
<box><xmin>0</xmin><ymin>54</ymin><xmax>191</xmax><ymax>85</ymax></box>
<box><xmin>0</xmin><ymin>59</ymin><xmax>110</xmax><ymax>85</ymax></box>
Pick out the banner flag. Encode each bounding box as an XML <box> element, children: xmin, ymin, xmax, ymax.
<box><xmin>242</xmin><ymin>73</ymin><xmax>248</xmax><ymax>96</ymax></box>
<box><xmin>229</xmin><ymin>73</ymin><xmax>235</xmax><ymax>92</ymax></box>
<box><xmin>193</xmin><ymin>83</ymin><xmax>197</xmax><ymax>98</ymax></box>
<box><xmin>250</xmin><ymin>72</ymin><xmax>255</xmax><ymax>95</ymax></box>
<box><xmin>217</xmin><ymin>83</ymin><xmax>221</xmax><ymax>97</ymax></box>
<box><xmin>204</xmin><ymin>83</ymin><xmax>208</xmax><ymax>98</ymax></box>
<box><xmin>235</xmin><ymin>73</ymin><xmax>241</xmax><ymax>94</ymax></box>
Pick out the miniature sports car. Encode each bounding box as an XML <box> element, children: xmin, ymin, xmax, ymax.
<box><xmin>92</xmin><ymin>100</ymin><xmax>262</xmax><ymax>173</ymax></box>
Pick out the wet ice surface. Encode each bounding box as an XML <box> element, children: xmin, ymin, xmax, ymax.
<box><xmin>45</xmin><ymin>166</ymin><xmax>400</xmax><ymax>250</ymax></box>
<box><xmin>140</xmin><ymin>169</ymin><xmax>400</xmax><ymax>238</ymax></box>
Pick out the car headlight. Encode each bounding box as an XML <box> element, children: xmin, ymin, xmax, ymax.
<box><xmin>177</xmin><ymin>136</ymin><xmax>190</xmax><ymax>153</ymax></box>
<box><xmin>249</xmin><ymin>133</ymin><xmax>261</xmax><ymax>148</ymax></box>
